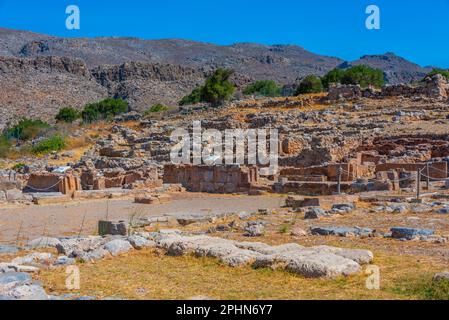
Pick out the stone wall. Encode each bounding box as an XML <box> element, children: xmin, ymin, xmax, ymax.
<box><xmin>375</xmin><ymin>162</ymin><xmax>447</xmax><ymax>179</ymax></box>
<box><xmin>85</xmin><ymin>167</ymin><xmax>161</xmax><ymax>190</ymax></box>
<box><xmin>382</xmin><ymin>74</ymin><xmax>448</xmax><ymax>100</ymax></box>
<box><xmin>25</xmin><ymin>173</ymin><xmax>81</xmax><ymax>195</ymax></box>
<box><xmin>163</xmin><ymin>164</ymin><xmax>259</xmax><ymax>193</ymax></box>
<box><xmin>327</xmin><ymin>74</ymin><xmax>449</xmax><ymax>102</ymax></box>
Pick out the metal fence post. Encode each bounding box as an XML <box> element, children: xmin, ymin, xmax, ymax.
<box><xmin>416</xmin><ymin>168</ymin><xmax>421</xmax><ymax>200</ymax></box>
<box><xmin>337</xmin><ymin>166</ymin><xmax>342</xmax><ymax>195</ymax></box>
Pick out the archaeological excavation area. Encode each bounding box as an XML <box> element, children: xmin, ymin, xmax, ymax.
<box><xmin>1</xmin><ymin>75</ymin><xmax>449</xmax><ymax>300</ymax></box>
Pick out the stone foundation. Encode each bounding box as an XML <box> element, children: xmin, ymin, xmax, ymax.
<box><xmin>163</xmin><ymin>164</ymin><xmax>259</xmax><ymax>193</ymax></box>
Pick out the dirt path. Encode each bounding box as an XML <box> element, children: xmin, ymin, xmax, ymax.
<box><xmin>0</xmin><ymin>193</ymin><xmax>285</xmax><ymax>244</ymax></box>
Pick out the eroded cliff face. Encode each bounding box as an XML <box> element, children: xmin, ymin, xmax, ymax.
<box><xmin>90</xmin><ymin>61</ymin><xmax>207</xmax><ymax>111</ymax></box>
<box><xmin>0</xmin><ymin>56</ymin><xmax>107</xmax><ymax>129</ymax></box>
<box><xmin>0</xmin><ymin>56</ymin><xmax>210</xmax><ymax>129</ymax></box>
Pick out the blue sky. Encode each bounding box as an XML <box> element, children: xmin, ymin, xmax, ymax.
<box><xmin>0</xmin><ymin>0</ymin><xmax>448</xmax><ymax>67</ymax></box>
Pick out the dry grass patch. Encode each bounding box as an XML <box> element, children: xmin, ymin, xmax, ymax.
<box><xmin>35</xmin><ymin>247</ymin><xmax>445</xmax><ymax>300</ymax></box>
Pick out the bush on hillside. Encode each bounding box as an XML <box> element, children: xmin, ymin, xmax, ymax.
<box><xmin>425</xmin><ymin>68</ymin><xmax>449</xmax><ymax>81</ymax></box>
<box><xmin>81</xmin><ymin>98</ymin><xmax>129</xmax><ymax>123</ymax></box>
<box><xmin>55</xmin><ymin>107</ymin><xmax>80</xmax><ymax>123</ymax></box>
<box><xmin>2</xmin><ymin>118</ymin><xmax>51</xmax><ymax>141</ymax></box>
<box><xmin>144</xmin><ymin>104</ymin><xmax>169</xmax><ymax>115</ymax></box>
<box><xmin>341</xmin><ymin>65</ymin><xmax>385</xmax><ymax>88</ymax></box>
<box><xmin>296</xmin><ymin>75</ymin><xmax>324</xmax><ymax>94</ymax></box>
<box><xmin>31</xmin><ymin>135</ymin><xmax>66</xmax><ymax>155</ymax></box>
<box><xmin>243</xmin><ymin>80</ymin><xmax>281</xmax><ymax>97</ymax></box>
<box><xmin>321</xmin><ymin>68</ymin><xmax>346</xmax><ymax>88</ymax></box>
<box><xmin>179</xmin><ymin>69</ymin><xmax>235</xmax><ymax>106</ymax></box>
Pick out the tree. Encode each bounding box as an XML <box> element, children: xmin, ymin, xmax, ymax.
<box><xmin>201</xmin><ymin>69</ymin><xmax>235</xmax><ymax>106</ymax></box>
<box><xmin>144</xmin><ymin>104</ymin><xmax>169</xmax><ymax>115</ymax></box>
<box><xmin>426</xmin><ymin>68</ymin><xmax>449</xmax><ymax>81</ymax></box>
<box><xmin>341</xmin><ymin>65</ymin><xmax>385</xmax><ymax>88</ymax></box>
<box><xmin>3</xmin><ymin>118</ymin><xmax>50</xmax><ymax>141</ymax></box>
<box><xmin>178</xmin><ymin>69</ymin><xmax>235</xmax><ymax>106</ymax></box>
<box><xmin>55</xmin><ymin>107</ymin><xmax>80</xmax><ymax>123</ymax></box>
<box><xmin>81</xmin><ymin>98</ymin><xmax>129</xmax><ymax>123</ymax></box>
<box><xmin>31</xmin><ymin>135</ymin><xmax>66</xmax><ymax>155</ymax></box>
<box><xmin>243</xmin><ymin>80</ymin><xmax>281</xmax><ymax>97</ymax></box>
<box><xmin>296</xmin><ymin>75</ymin><xmax>323</xmax><ymax>95</ymax></box>
<box><xmin>321</xmin><ymin>68</ymin><xmax>345</xmax><ymax>88</ymax></box>
<box><xmin>179</xmin><ymin>87</ymin><xmax>202</xmax><ymax>106</ymax></box>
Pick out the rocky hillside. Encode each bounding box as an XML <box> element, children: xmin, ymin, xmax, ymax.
<box><xmin>0</xmin><ymin>28</ymin><xmax>341</xmax><ymax>84</ymax></box>
<box><xmin>341</xmin><ymin>52</ymin><xmax>433</xmax><ymax>85</ymax></box>
<box><xmin>0</xmin><ymin>28</ymin><xmax>440</xmax><ymax>129</ymax></box>
<box><xmin>0</xmin><ymin>56</ymin><xmax>209</xmax><ymax>129</ymax></box>
<box><xmin>0</xmin><ymin>28</ymin><xmax>435</xmax><ymax>85</ymax></box>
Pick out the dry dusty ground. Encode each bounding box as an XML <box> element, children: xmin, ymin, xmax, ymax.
<box><xmin>0</xmin><ymin>193</ymin><xmax>285</xmax><ymax>244</ymax></box>
<box><xmin>2</xmin><ymin>193</ymin><xmax>449</xmax><ymax>300</ymax></box>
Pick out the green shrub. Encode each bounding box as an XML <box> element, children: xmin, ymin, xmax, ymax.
<box><xmin>201</xmin><ymin>69</ymin><xmax>235</xmax><ymax>106</ymax></box>
<box><xmin>393</xmin><ymin>276</ymin><xmax>449</xmax><ymax>300</ymax></box>
<box><xmin>144</xmin><ymin>104</ymin><xmax>169</xmax><ymax>115</ymax></box>
<box><xmin>31</xmin><ymin>135</ymin><xmax>66</xmax><ymax>155</ymax></box>
<box><xmin>341</xmin><ymin>65</ymin><xmax>385</xmax><ymax>88</ymax></box>
<box><xmin>321</xmin><ymin>68</ymin><xmax>346</xmax><ymax>88</ymax></box>
<box><xmin>55</xmin><ymin>107</ymin><xmax>80</xmax><ymax>123</ymax></box>
<box><xmin>81</xmin><ymin>98</ymin><xmax>129</xmax><ymax>123</ymax></box>
<box><xmin>243</xmin><ymin>80</ymin><xmax>281</xmax><ymax>97</ymax></box>
<box><xmin>0</xmin><ymin>136</ymin><xmax>12</xmax><ymax>158</ymax></box>
<box><xmin>179</xmin><ymin>87</ymin><xmax>202</xmax><ymax>106</ymax></box>
<box><xmin>12</xmin><ymin>163</ymin><xmax>26</xmax><ymax>171</ymax></box>
<box><xmin>321</xmin><ymin>65</ymin><xmax>385</xmax><ymax>89</ymax></box>
<box><xmin>179</xmin><ymin>69</ymin><xmax>235</xmax><ymax>106</ymax></box>
<box><xmin>426</xmin><ymin>68</ymin><xmax>449</xmax><ymax>81</ymax></box>
<box><xmin>3</xmin><ymin>118</ymin><xmax>51</xmax><ymax>141</ymax></box>
<box><xmin>296</xmin><ymin>75</ymin><xmax>324</xmax><ymax>94</ymax></box>
<box><xmin>278</xmin><ymin>224</ymin><xmax>291</xmax><ymax>234</ymax></box>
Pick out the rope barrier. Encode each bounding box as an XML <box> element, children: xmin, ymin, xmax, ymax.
<box><xmin>426</xmin><ymin>165</ymin><xmax>449</xmax><ymax>175</ymax></box>
<box><xmin>339</xmin><ymin>167</ymin><xmax>415</xmax><ymax>183</ymax></box>
<box><xmin>25</xmin><ymin>178</ymin><xmax>64</xmax><ymax>192</ymax></box>
<box><xmin>420</xmin><ymin>173</ymin><xmax>449</xmax><ymax>182</ymax></box>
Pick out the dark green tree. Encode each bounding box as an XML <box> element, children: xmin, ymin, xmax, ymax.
<box><xmin>81</xmin><ymin>98</ymin><xmax>129</xmax><ymax>123</ymax></box>
<box><xmin>426</xmin><ymin>68</ymin><xmax>449</xmax><ymax>81</ymax></box>
<box><xmin>55</xmin><ymin>107</ymin><xmax>80</xmax><ymax>123</ymax></box>
<box><xmin>179</xmin><ymin>69</ymin><xmax>235</xmax><ymax>106</ymax></box>
<box><xmin>201</xmin><ymin>69</ymin><xmax>235</xmax><ymax>106</ymax></box>
<box><xmin>321</xmin><ymin>68</ymin><xmax>346</xmax><ymax>88</ymax></box>
<box><xmin>243</xmin><ymin>80</ymin><xmax>281</xmax><ymax>97</ymax></box>
<box><xmin>341</xmin><ymin>65</ymin><xmax>385</xmax><ymax>88</ymax></box>
<box><xmin>296</xmin><ymin>75</ymin><xmax>324</xmax><ymax>94</ymax></box>
<box><xmin>179</xmin><ymin>87</ymin><xmax>202</xmax><ymax>106</ymax></box>
<box><xmin>3</xmin><ymin>118</ymin><xmax>50</xmax><ymax>141</ymax></box>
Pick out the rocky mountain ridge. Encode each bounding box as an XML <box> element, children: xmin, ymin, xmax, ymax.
<box><xmin>0</xmin><ymin>28</ymin><xmax>442</xmax><ymax>129</ymax></box>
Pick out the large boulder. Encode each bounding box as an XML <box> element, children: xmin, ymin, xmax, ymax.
<box><xmin>154</xmin><ymin>233</ymin><xmax>373</xmax><ymax>278</ymax></box>
<box><xmin>304</xmin><ymin>208</ymin><xmax>329</xmax><ymax>219</ymax></box>
<box><xmin>27</xmin><ymin>237</ymin><xmax>61</xmax><ymax>249</ymax></box>
<box><xmin>390</xmin><ymin>227</ymin><xmax>434</xmax><ymax>240</ymax></box>
<box><xmin>103</xmin><ymin>239</ymin><xmax>133</xmax><ymax>256</ymax></box>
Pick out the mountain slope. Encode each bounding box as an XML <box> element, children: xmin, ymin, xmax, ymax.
<box><xmin>0</xmin><ymin>28</ymin><xmax>343</xmax><ymax>83</ymax></box>
<box><xmin>341</xmin><ymin>52</ymin><xmax>432</xmax><ymax>84</ymax></box>
<box><xmin>0</xmin><ymin>28</ymin><xmax>434</xmax><ymax>84</ymax></box>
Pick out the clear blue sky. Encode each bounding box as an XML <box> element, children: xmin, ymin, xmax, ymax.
<box><xmin>0</xmin><ymin>0</ymin><xmax>448</xmax><ymax>67</ymax></box>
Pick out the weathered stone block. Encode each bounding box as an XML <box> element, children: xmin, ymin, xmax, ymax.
<box><xmin>98</xmin><ymin>220</ymin><xmax>128</xmax><ymax>236</ymax></box>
